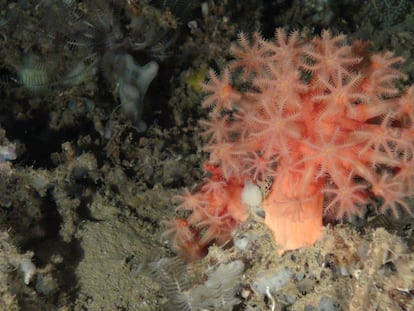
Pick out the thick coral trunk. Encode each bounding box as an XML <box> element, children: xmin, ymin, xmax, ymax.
<box><xmin>263</xmin><ymin>171</ymin><xmax>324</xmax><ymax>254</ymax></box>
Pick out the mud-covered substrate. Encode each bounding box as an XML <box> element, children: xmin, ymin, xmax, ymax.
<box><xmin>0</xmin><ymin>1</ymin><xmax>413</xmax><ymax>310</ymax></box>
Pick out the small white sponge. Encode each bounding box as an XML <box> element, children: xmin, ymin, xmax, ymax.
<box><xmin>241</xmin><ymin>180</ymin><xmax>262</xmax><ymax>207</ymax></box>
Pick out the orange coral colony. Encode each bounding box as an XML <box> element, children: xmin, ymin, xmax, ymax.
<box><xmin>165</xmin><ymin>28</ymin><xmax>414</xmax><ymax>260</ymax></box>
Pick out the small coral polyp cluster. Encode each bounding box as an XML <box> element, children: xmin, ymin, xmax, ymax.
<box><xmin>166</xmin><ymin>28</ymin><xmax>414</xmax><ymax>260</ymax></box>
